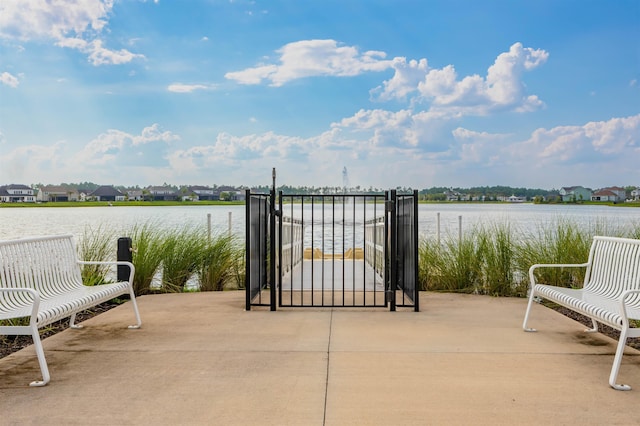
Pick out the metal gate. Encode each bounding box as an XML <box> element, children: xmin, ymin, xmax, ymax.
<box><xmin>244</xmin><ymin>190</ymin><xmax>275</xmax><ymax>310</ymax></box>
<box><xmin>246</xmin><ymin>187</ymin><xmax>418</xmax><ymax>311</ymax></box>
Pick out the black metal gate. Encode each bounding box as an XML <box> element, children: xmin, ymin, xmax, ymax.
<box><xmin>246</xmin><ymin>187</ymin><xmax>418</xmax><ymax>311</ymax></box>
<box><xmin>244</xmin><ymin>189</ymin><xmax>275</xmax><ymax>310</ymax></box>
<box><xmin>390</xmin><ymin>190</ymin><xmax>419</xmax><ymax>311</ymax></box>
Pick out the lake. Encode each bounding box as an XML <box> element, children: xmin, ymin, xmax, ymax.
<box><xmin>1</xmin><ymin>203</ymin><xmax>638</xmax><ymax>243</ymax></box>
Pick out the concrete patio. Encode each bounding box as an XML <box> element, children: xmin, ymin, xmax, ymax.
<box><xmin>1</xmin><ymin>291</ymin><xmax>639</xmax><ymax>425</ymax></box>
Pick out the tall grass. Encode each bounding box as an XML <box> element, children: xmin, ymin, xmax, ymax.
<box><xmin>477</xmin><ymin>222</ymin><xmax>522</xmax><ymax>296</ymax></box>
<box><xmin>419</xmin><ymin>219</ymin><xmax>640</xmax><ymax>297</ymax></box>
<box><xmin>74</xmin><ymin>217</ymin><xmax>639</xmax><ymax>298</ymax></box>
<box><xmin>78</xmin><ymin>225</ymin><xmax>117</xmax><ymax>286</ymax></box>
<box><xmin>160</xmin><ymin>226</ymin><xmax>208</xmax><ymax>292</ymax></box>
<box><xmin>116</xmin><ymin>223</ymin><xmax>244</xmax><ymax>295</ymax></box>
<box><xmin>130</xmin><ymin>223</ymin><xmax>168</xmax><ymax>295</ymax></box>
<box><xmin>199</xmin><ymin>233</ymin><xmax>244</xmax><ymax>291</ymax></box>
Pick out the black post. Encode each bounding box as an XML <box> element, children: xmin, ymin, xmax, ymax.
<box><xmin>389</xmin><ymin>190</ymin><xmax>397</xmax><ymax>311</ymax></box>
<box><xmin>117</xmin><ymin>237</ymin><xmax>133</xmax><ymax>282</ymax></box>
<box><xmin>269</xmin><ymin>168</ymin><xmax>277</xmax><ymax>311</ymax></box>
<box><xmin>245</xmin><ymin>189</ymin><xmax>251</xmax><ymax>311</ymax></box>
<box><xmin>412</xmin><ymin>189</ymin><xmax>420</xmax><ymax>312</ymax></box>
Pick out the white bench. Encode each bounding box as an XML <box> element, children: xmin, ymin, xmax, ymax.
<box><xmin>523</xmin><ymin>235</ymin><xmax>640</xmax><ymax>390</ymax></box>
<box><xmin>0</xmin><ymin>234</ymin><xmax>142</xmax><ymax>386</ymax></box>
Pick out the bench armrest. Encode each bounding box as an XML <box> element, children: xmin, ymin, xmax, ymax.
<box><xmin>619</xmin><ymin>289</ymin><xmax>640</xmax><ymax>324</ymax></box>
<box><xmin>0</xmin><ymin>287</ymin><xmax>41</xmax><ymax>325</ymax></box>
<box><xmin>528</xmin><ymin>263</ymin><xmax>589</xmax><ymax>285</ymax></box>
<box><xmin>77</xmin><ymin>260</ymin><xmax>136</xmax><ymax>285</ymax></box>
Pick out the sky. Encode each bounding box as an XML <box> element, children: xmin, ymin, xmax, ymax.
<box><xmin>0</xmin><ymin>0</ymin><xmax>639</xmax><ymax>191</ymax></box>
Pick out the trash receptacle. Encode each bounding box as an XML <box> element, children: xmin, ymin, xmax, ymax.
<box><xmin>117</xmin><ymin>237</ymin><xmax>133</xmax><ymax>282</ymax></box>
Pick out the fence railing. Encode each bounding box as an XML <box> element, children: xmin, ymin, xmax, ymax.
<box><xmin>279</xmin><ymin>216</ymin><xmax>304</xmax><ymax>274</ymax></box>
<box><xmin>364</xmin><ymin>216</ymin><xmax>385</xmax><ymax>277</ymax></box>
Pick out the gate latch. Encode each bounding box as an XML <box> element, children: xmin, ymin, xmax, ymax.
<box><xmin>385</xmin><ymin>200</ymin><xmax>395</xmax><ymax>212</ymax></box>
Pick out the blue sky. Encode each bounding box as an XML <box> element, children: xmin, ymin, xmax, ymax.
<box><xmin>0</xmin><ymin>0</ymin><xmax>638</xmax><ymax>190</ymax></box>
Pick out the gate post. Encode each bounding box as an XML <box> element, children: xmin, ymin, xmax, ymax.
<box><xmin>388</xmin><ymin>190</ymin><xmax>397</xmax><ymax>311</ymax></box>
<box><xmin>269</xmin><ymin>168</ymin><xmax>277</xmax><ymax>311</ymax></box>
<box><xmin>245</xmin><ymin>189</ymin><xmax>251</xmax><ymax>310</ymax></box>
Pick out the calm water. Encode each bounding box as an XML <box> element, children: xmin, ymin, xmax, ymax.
<box><xmin>1</xmin><ymin>203</ymin><xmax>638</xmax><ymax>243</ymax></box>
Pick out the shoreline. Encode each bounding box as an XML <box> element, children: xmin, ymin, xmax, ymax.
<box><xmin>1</xmin><ymin>200</ymin><xmax>638</xmax><ymax>208</ymax></box>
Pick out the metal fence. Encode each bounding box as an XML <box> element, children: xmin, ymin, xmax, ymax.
<box><xmin>278</xmin><ymin>193</ymin><xmax>388</xmax><ymax>308</ymax></box>
<box><xmin>246</xmin><ymin>190</ymin><xmax>419</xmax><ymax>311</ymax></box>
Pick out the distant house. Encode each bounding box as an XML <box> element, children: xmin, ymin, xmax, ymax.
<box><xmin>147</xmin><ymin>186</ymin><xmax>178</xmax><ymax>201</ymax></box>
<box><xmin>559</xmin><ymin>186</ymin><xmax>592</xmax><ymax>202</ymax></box>
<box><xmin>37</xmin><ymin>185</ymin><xmax>80</xmax><ymax>202</ymax></box>
<box><xmin>76</xmin><ymin>189</ymin><xmax>93</xmax><ymax>201</ymax></box>
<box><xmin>187</xmin><ymin>185</ymin><xmax>216</xmax><ymax>201</ymax></box>
<box><xmin>0</xmin><ymin>184</ymin><xmax>36</xmax><ymax>203</ymax></box>
<box><xmin>443</xmin><ymin>189</ymin><xmax>465</xmax><ymax>201</ymax></box>
<box><xmin>507</xmin><ymin>195</ymin><xmax>526</xmax><ymax>203</ymax></box>
<box><xmin>216</xmin><ymin>186</ymin><xmax>245</xmax><ymax>201</ymax></box>
<box><xmin>179</xmin><ymin>187</ymin><xmax>199</xmax><ymax>202</ymax></box>
<box><xmin>126</xmin><ymin>190</ymin><xmax>144</xmax><ymax>201</ymax></box>
<box><xmin>90</xmin><ymin>185</ymin><xmax>126</xmax><ymax>202</ymax></box>
<box><xmin>631</xmin><ymin>188</ymin><xmax>640</xmax><ymax>201</ymax></box>
<box><xmin>591</xmin><ymin>187</ymin><xmax>625</xmax><ymax>202</ymax></box>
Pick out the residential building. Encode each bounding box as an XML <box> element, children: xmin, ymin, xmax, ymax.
<box><xmin>126</xmin><ymin>190</ymin><xmax>144</xmax><ymax>201</ymax></box>
<box><xmin>179</xmin><ymin>187</ymin><xmax>199</xmax><ymax>202</ymax></box>
<box><xmin>37</xmin><ymin>185</ymin><xmax>80</xmax><ymax>202</ymax></box>
<box><xmin>507</xmin><ymin>195</ymin><xmax>526</xmax><ymax>203</ymax></box>
<box><xmin>631</xmin><ymin>188</ymin><xmax>640</xmax><ymax>201</ymax></box>
<box><xmin>559</xmin><ymin>186</ymin><xmax>592</xmax><ymax>202</ymax></box>
<box><xmin>216</xmin><ymin>186</ymin><xmax>245</xmax><ymax>201</ymax></box>
<box><xmin>147</xmin><ymin>185</ymin><xmax>178</xmax><ymax>201</ymax></box>
<box><xmin>591</xmin><ymin>187</ymin><xmax>625</xmax><ymax>202</ymax></box>
<box><xmin>187</xmin><ymin>185</ymin><xmax>217</xmax><ymax>201</ymax></box>
<box><xmin>89</xmin><ymin>185</ymin><xmax>126</xmax><ymax>202</ymax></box>
<box><xmin>0</xmin><ymin>184</ymin><xmax>36</xmax><ymax>203</ymax></box>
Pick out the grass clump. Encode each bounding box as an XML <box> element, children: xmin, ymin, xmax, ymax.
<box><xmin>199</xmin><ymin>233</ymin><xmax>244</xmax><ymax>291</ymax></box>
<box><xmin>419</xmin><ymin>218</ymin><xmax>640</xmax><ymax>297</ymax></box>
<box><xmin>77</xmin><ymin>222</ymin><xmax>245</xmax><ymax>296</ymax></box>
<box><xmin>78</xmin><ymin>225</ymin><xmax>117</xmax><ymax>286</ymax></box>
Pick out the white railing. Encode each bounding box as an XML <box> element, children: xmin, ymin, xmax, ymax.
<box><xmin>280</xmin><ymin>216</ymin><xmax>304</xmax><ymax>273</ymax></box>
<box><xmin>364</xmin><ymin>216</ymin><xmax>385</xmax><ymax>276</ymax></box>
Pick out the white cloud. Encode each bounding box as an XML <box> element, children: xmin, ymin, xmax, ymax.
<box><xmin>225</xmin><ymin>39</ymin><xmax>393</xmax><ymax>86</ymax></box>
<box><xmin>371</xmin><ymin>43</ymin><xmax>548</xmax><ymax>116</ymax></box>
<box><xmin>370</xmin><ymin>57</ymin><xmax>428</xmax><ymax>101</ymax></box>
<box><xmin>0</xmin><ymin>71</ymin><xmax>19</xmax><ymax>88</ymax></box>
<box><xmin>511</xmin><ymin>114</ymin><xmax>640</xmax><ymax>165</ymax></box>
<box><xmin>0</xmin><ymin>141</ymin><xmax>66</xmax><ymax>183</ymax></box>
<box><xmin>75</xmin><ymin>124</ymin><xmax>179</xmax><ymax>165</ymax></box>
<box><xmin>134</xmin><ymin>124</ymin><xmax>180</xmax><ymax>145</ymax></box>
<box><xmin>228</xmin><ymin>41</ymin><xmax>548</xmax><ymax>118</ymax></box>
<box><xmin>167</xmin><ymin>83</ymin><xmax>213</xmax><ymax>93</ymax></box>
<box><xmin>85</xmin><ymin>39</ymin><xmax>144</xmax><ymax>66</ymax></box>
<box><xmin>417</xmin><ymin>43</ymin><xmax>548</xmax><ymax>115</ymax></box>
<box><xmin>0</xmin><ymin>0</ymin><xmax>144</xmax><ymax>66</ymax></box>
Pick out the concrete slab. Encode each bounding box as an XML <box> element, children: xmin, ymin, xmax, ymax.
<box><xmin>1</xmin><ymin>291</ymin><xmax>639</xmax><ymax>425</ymax></box>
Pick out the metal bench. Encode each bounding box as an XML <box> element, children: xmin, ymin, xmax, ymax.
<box><xmin>523</xmin><ymin>235</ymin><xmax>640</xmax><ymax>390</ymax></box>
<box><xmin>0</xmin><ymin>234</ymin><xmax>141</xmax><ymax>386</ymax></box>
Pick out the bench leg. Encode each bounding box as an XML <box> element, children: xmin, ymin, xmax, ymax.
<box><xmin>128</xmin><ymin>288</ymin><xmax>142</xmax><ymax>329</ymax></box>
<box><xmin>522</xmin><ymin>290</ymin><xmax>537</xmax><ymax>332</ymax></box>
<box><xmin>69</xmin><ymin>313</ymin><xmax>83</xmax><ymax>329</ymax></box>
<box><xmin>609</xmin><ymin>328</ymin><xmax>631</xmax><ymax>391</ymax></box>
<box><xmin>585</xmin><ymin>318</ymin><xmax>598</xmax><ymax>333</ymax></box>
<box><xmin>30</xmin><ymin>325</ymin><xmax>51</xmax><ymax>387</ymax></box>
